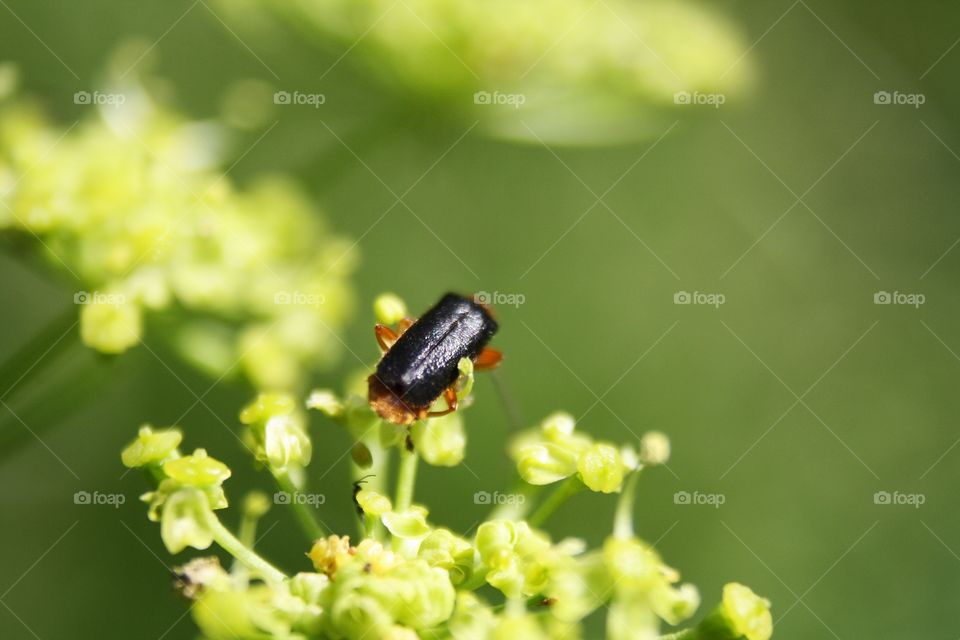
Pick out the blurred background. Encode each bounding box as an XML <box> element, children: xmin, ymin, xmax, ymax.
<box><xmin>1</xmin><ymin>0</ymin><xmax>958</xmax><ymax>637</ymax></box>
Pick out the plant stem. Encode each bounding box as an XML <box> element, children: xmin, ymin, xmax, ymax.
<box><xmin>394</xmin><ymin>444</ymin><xmax>419</xmax><ymax>512</ymax></box>
<box><xmin>208</xmin><ymin>515</ymin><xmax>286</xmax><ymax>584</ymax></box>
<box><xmin>614</xmin><ymin>469</ymin><xmax>641</xmax><ymax>539</ymax></box>
<box><xmin>527</xmin><ymin>476</ymin><xmax>585</xmax><ymax>528</ymax></box>
<box><xmin>274</xmin><ymin>471</ymin><xmax>325</xmax><ymax>541</ymax></box>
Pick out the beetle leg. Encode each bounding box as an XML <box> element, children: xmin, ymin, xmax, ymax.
<box><xmin>374</xmin><ymin>324</ymin><xmax>400</xmax><ymax>352</ymax></box>
<box><xmin>397</xmin><ymin>317</ymin><xmax>416</xmax><ymax>335</ymax></box>
<box><xmin>474</xmin><ymin>347</ymin><xmax>503</xmax><ymax>371</ymax></box>
<box><xmin>427</xmin><ymin>386</ymin><xmax>458</xmax><ymax>418</ymax></box>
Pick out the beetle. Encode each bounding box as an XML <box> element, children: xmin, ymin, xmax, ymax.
<box><xmin>367</xmin><ymin>292</ymin><xmax>501</xmax><ymax>425</ymax></box>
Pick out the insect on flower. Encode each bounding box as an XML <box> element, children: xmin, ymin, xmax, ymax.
<box><xmin>368</xmin><ymin>293</ymin><xmax>501</xmax><ymax>425</ymax></box>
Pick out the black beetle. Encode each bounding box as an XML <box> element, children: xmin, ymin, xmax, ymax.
<box><xmin>367</xmin><ymin>292</ymin><xmax>501</xmax><ymax>425</ymax></box>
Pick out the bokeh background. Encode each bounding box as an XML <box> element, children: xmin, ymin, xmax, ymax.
<box><xmin>1</xmin><ymin>0</ymin><xmax>959</xmax><ymax>638</ymax></box>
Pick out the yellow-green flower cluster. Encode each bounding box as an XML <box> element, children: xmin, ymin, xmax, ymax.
<box><xmin>218</xmin><ymin>0</ymin><xmax>752</xmax><ymax>144</ymax></box>
<box><xmin>122</xmin><ymin>427</ymin><xmax>230</xmax><ymax>554</ymax></box>
<box><xmin>0</xmin><ymin>80</ymin><xmax>355</xmax><ymax>389</ymax></box>
<box><xmin>240</xmin><ymin>392</ymin><xmax>312</xmax><ymax>473</ymax></box>
<box><xmin>510</xmin><ymin>412</ymin><xmax>656</xmax><ymax>493</ymax></box>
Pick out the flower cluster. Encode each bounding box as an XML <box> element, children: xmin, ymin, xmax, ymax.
<box><xmin>0</xmin><ymin>69</ymin><xmax>355</xmax><ymax>390</ymax></box>
<box><xmin>123</xmin><ymin>295</ymin><xmax>773</xmax><ymax>639</ymax></box>
<box><xmin>215</xmin><ymin>0</ymin><xmax>752</xmax><ymax>144</ymax></box>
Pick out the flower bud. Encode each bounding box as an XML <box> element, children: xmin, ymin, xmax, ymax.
<box><xmin>374</xmin><ymin>293</ymin><xmax>408</xmax><ymax>325</ymax></box>
<box><xmin>160</xmin><ymin>487</ymin><xmax>215</xmax><ymax>553</ymax></box>
<box><xmin>381</xmin><ymin>506</ymin><xmax>430</xmax><ymax>539</ymax></box>
<box><xmin>410</xmin><ymin>412</ymin><xmax>465</xmax><ymax>466</ymax></box>
<box><xmin>640</xmin><ymin>431</ymin><xmax>671</xmax><ymax>466</ymax></box>
<box><xmin>308</xmin><ymin>535</ymin><xmax>352</xmax><ymax>578</ymax></box>
<box><xmin>418</xmin><ymin>528</ymin><xmax>474</xmax><ymax>585</ymax></box>
<box><xmin>305</xmin><ymin>388</ymin><xmax>343</xmax><ymax>417</ymax></box>
<box><xmin>702</xmin><ymin>582</ymin><xmax>772</xmax><ymax>640</ymax></box>
<box><xmin>242</xmin><ymin>491</ymin><xmax>271</xmax><ymax>520</ymax></box>
<box><xmin>356</xmin><ymin>490</ymin><xmax>392</xmax><ymax>517</ymax></box>
<box><xmin>121</xmin><ymin>425</ymin><xmax>182</xmax><ymax>468</ymax></box>
<box><xmin>163</xmin><ymin>449</ymin><xmax>231</xmax><ymax>488</ymax></box>
<box><xmin>578</xmin><ymin>443</ymin><xmax>626</xmax><ymax>493</ymax></box>
<box><xmin>79</xmin><ymin>296</ymin><xmax>142</xmax><ymax>354</ymax></box>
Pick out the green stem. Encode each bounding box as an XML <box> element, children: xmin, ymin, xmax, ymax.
<box><xmin>394</xmin><ymin>444</ymin><xmax>419</xmax><ymax>512</ymax></box>
<box><xmin>527</xmin><ymin>476</ymin><xmax>585</xmax><ymax>528</ymax></box>
<box><xmin>209</xmin><ymin>515</ymin><xmax>286</xmax><ymax>584</ymax></box>
<box><xmin>274</xmin><ymin>471</ymin><xmax>325</xmax><ymax>541</ymax></box>
<box><xmin>354</xmin><ymin>432</ymin><xmax>387</xmax><ymax>541</ymax></box>
<box><xmin>614</xmin><ymin>469</ymin><xmax>641</xmax><ymax>539</ymax></box>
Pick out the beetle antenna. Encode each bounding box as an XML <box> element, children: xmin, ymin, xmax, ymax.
<box><xmin>490</xmin><ymin>369</ymin><xmax>523</xmax><ymax>432</ymax></box>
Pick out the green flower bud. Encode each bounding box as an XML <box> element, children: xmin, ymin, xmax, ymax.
<box><xmin>577</xmin><ymin>442</ymin><xmax>626</xmax><ymax>493</ymax></box>
<box><xmin>374</xmin><ymin>293</ymin><xmax>408</xmax><ymax>325</ymax></box>
<box><xmin>510</xmin><ymin>412</ymin><xmax>594</xmax><ymax>485</ymax></box>
<box><xmin>306</xmin><ymin>388</ymin><xmax>344</xmax><ymax>417</ymax></box>
<box><xmin>640</xmin><ymin>431</ymin><xmax>671</xmax><ymax>466</ymax></box>
<box><xmin>476</xmin><ymin>521</ymin><xmax>519</xmax><ymax>570</ymax></box>
<box><xmin>288</xmin><ymin>571</ymin><xmax>330</xmax><ymax>606</ymax></box>
<box><xmin>447</xmin><ymin>592</ymin><xmax>496</xmax><ymax>640</ymax></box>
<box><xmin>173</xmin><ymin>556</ymin><xmax>230</xmax><ymax>599</ymax></box>
<box><xmin>121</xmin><ymin>425</ymin><xmax>182</xmax><ymax>468</ymax></box>
<box><xmin>607</xmin><ymin>594</ymin><xmax>658</xmax><ymax>640</ymax></box>
<box><xmin>160</xmin><ymin>487</ymin><xmax>215</xmax><ymax>554</ymax></box>
<box><xmin>492</xmin><ymin>612</ymin><xmax>550</xmax><ymax>640</ymax></box>
<box><xmin>651</xmin><ymin>582</ymin><xmax>700</xmax><ymax>626</ymax></box>
<box><xmin>356</xmin><ymin>490</ymin><xmax>392</xmax><ymax>517</ymax></box>
<box><xmin>242</xmin><ymin>490</ymin><xmax>271</xmax><ymax>520</ymax></box>
<box><xmin>263</xmin><ymin>413</ymin><xmax>312</xmax><ymax>469</ymax></box>
<box><xmin>163</xmin><ymin>449</ymin><xmax>231</xmax><ymax>488</ymax></box>
<box><xmin>240</xmin><ymin>392</ymin><xmax>312</xmax><ymax>470</ymax></box>
<box><xmin>707</xmin><ymin>583</ymin><xmax>773</xmax><ymax>640</ymax></box>
<box><xmin>381</xmin><ymin>506</ymin><xmax>430</xmax><ymax>539</ymax></box>
<box><xmin>418</xmin><ymin>528</ymin><xmax>475</xmax><ymax>586</ymax></box>
<box><xmin>240</xmin><ymin>392</ymin><xmax>297</xmax><ymax>424</ymax></box>
<box><xmin>410</xmin><ymin>412</ymin><xmax>466</xmax><ymax>466</ymax></box>
<box><xmin>330</xmin><ymin>592</ymin><xmax>394</xmax><ymax>640</ymax></box>
<box><xmin>79</xmin><ymin>296</ymin><xmax>142</xmax><ymax>354</ymax></box>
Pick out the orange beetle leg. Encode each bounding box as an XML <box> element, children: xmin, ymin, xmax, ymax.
<box><xmin>427</xmin><ymin>386</ymin><xmax>458</xmax><ymax>418</ymax></box>
<box><xmin>374</xmin><ymin>324</ymin><xmax>399</xmax><ymax>352</ymax></box>
<box><xmin>397</xmin><ymin>317</ymin><xmax>416</xmax><ymax>334</ymax></box>
<box><xmin>473</xmin><ymin>347</ymin><xmax>503</xmax><ymax>371</ymax></box>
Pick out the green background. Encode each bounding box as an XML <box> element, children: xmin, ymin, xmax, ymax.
<box><xmin>1</xmin><ymin>1</ymin><xmax>958</xmax><ymax>638</ymax></box>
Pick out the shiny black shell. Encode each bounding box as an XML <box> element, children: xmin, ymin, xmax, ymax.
<box><xmin>372</xmin><ymin>293</ymin><xmax>498</xmax><ymax>408</ymax></box>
